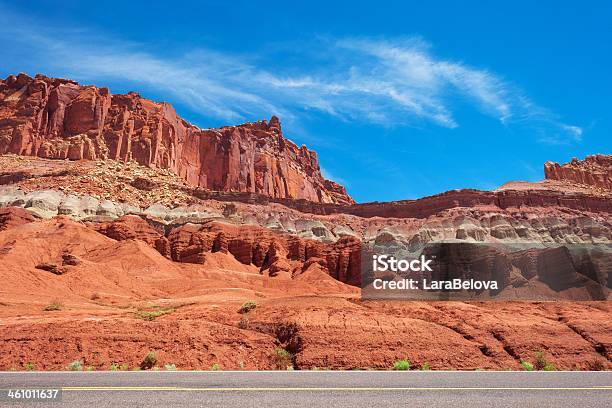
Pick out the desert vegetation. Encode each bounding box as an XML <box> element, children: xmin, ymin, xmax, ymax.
<box><xmin>271</xmin><ymin>348</ymin><xmax>293</xmax><ymax>370</ymax></box>
<box><xmin>393</xmin><ymin>359</ymin><xmax>410</xmax><ymax>371</ymax></box>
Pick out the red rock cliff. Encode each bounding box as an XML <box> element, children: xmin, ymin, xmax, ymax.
<box><xmin>544</xmin><ymin>155</ymin><xmax>612</xmax><ymax>191</ymax></box>
<box><xmin>0</xmin><ymin>73</ymin><xmax>354</xmax><ymax>205</ymax></box>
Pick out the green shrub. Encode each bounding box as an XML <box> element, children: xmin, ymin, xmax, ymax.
<box><xmin>420</xmin><ymin>362</ymin><xmax>430</xmax><ymax>371</ymax></box>
<box><xmin>393</xmin><ymin>359</ymin><xmax>410</xmax><ymax>371</ymax></box>
<box><xmin>520</xmin><ymin>360</ymin><xmax>534</xmax><ymax>371</ymax></box>
<box><xmin>210</xmin><ymin>363</ymin><xmax>221</xmax><ymax>371</ymax></box>
<box><xmin>67</xmin><ymin>360</ymin><xmax>83</xmax><ymax>371</ymax></box>
<box><xmin>43</xmin><ymin>300</ymin><xmax>62</xmax><ymax>311</ymax></box>
<box><xmin>271</xmin><ymin>348</ymin><xmax>293</xmax><ymax>370</ymax></box>
<box><xmin>534</xmin><ymin>352</ymin><xmax>546</xmax><ymax>370</ymax></box>
<box><xmin>534</xmin><ymin>352</ymin><xmax>556</xmax><ymax>371</ymax></box>
<box><xmin>164</xmin><ymin>364</ymin><xmax>177</xmax><ymax>371</ymax></box>
<box><xmin>140</xmin><ymin>352</ymin><xmax>157</xmax><ymax>370</ymax></box>
<box><xmin>119</xmin><ymin>363</ymin><xmax>129</xmax><ymax>371</ymax></box>
<box><xmin>86</xmin><ymin>366</ymin><xmax>94</xmax><ymax>372</ymax></box>
<box><xmin>271</xmin><ymin>347</ymin><xmax>293</xmax><ymax>370</ymax></box>
<box><xmin>136</xmin><ymin>308</ymin><xmax>175</xmax><ymax>321</ymax></box>
<box><xmin>109</xmin><ymin>363</ymin><xmax>118</xmax><ymax>371</ymax></box>
<box><xmin>24</xmin><ymin>362</ymin><xmax>35</xmax><ymax>371</ymax></box>
<box><xmin>238</xmin><ymin>301</ymin><xmax>257</xmax><ymax>314</ymax></box>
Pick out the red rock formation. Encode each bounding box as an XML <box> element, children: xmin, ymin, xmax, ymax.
<box><xmin>166</xmin><ymin>221</ymin><xmax>362</xmax><ymax>286</ymax></box>
<box><xmin>94</xmin><ymin>216</ymin><xmax>362</xmax><ymax>286</ymax></box>
<box><xmin>545</xmin><ymin>155</ymin><xmax>612</xmax><ymax>191</ymax></box>
<box><xmin>0</xmin><ymin>207</ymin><xmax>36</xmax><ymax>231</ymax></box>
<box><xmin>92</xmin><ymin>215</ymin><xmax>171</xmax><ymax>258</ymax></box>
<box><xmin>0</xmin><ymin>73</ymin><xmax>353</xmax><ymax>205</ymax></box>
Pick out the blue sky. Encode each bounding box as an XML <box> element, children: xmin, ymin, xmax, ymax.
<box><xmin>1</xmin><ymin>1</ymin><xmax>610</xmax><ymax>202</ymax></box>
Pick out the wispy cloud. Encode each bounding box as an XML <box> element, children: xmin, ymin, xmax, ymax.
<box><xmin>0</xmin><ymin>7</ymin><xmax>582</xmax><ymax>143</ymax></box>
<box><xmin>536</xmin><ymin>123</ymin><xmax>585</xmax><ymax>146</ymax></box>
<box><xmin>561</xmin><ymin>124</ymin><xmax>583</xmax><ymax>141</ymax></box>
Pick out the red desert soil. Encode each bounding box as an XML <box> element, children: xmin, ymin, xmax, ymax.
<box><xmin>0</xmin><ymin>216</ymin><xmax>609</xmax><ymax>371</ymax></box>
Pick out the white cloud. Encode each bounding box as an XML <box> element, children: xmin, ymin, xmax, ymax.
<box><xmin>561</xmin><ymin>124</ymin><xmax>583</xmax><ymax>141</ymax></box>
<box><xmin>0</xmin><ymin>7</ymin><xmax>582</xmax><ymax>142</ymax></box>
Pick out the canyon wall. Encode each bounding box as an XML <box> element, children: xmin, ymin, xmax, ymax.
<box><xmin>0</xmin><ymin>73</ymin><xmax>353</xmax><ymax>205</ymax></box>
<box><xmin>545</xmin><ymin>155</ymin><xmax>612</xmax><ymax>191</ymax></box>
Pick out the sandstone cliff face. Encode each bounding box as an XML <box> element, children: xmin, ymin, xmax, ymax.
<box><xmin>545</xmin><ymin>155</ymin><xmax>612</xmax><ymax>191</ymax></box>
<box><xmin>0</xmin><ymin>73</ymin><xmax>353</xmax><ymax>204</ymax></box>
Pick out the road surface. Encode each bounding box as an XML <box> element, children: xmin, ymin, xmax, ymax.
<box><xmin>0</xmin><ymin>370</ymin><xmax>610</xmax><ymax>407</ymax></box>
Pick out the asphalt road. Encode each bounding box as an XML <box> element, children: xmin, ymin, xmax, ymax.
<box><xmin>0</xmin><ymin>371</ymin><xmax>610</xmax><ymax>407</ymax></box>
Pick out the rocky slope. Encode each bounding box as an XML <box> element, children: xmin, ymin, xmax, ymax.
<box><xmin>0</xmin><ymin>73</ymin><xmax>353</xmax><ymax>204</ymax></box>
<box><xmin>0</xmin><ymin>215</ymin><xmax>609</xmax><ymax>370</ymax></box>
